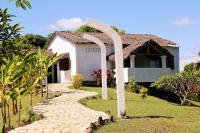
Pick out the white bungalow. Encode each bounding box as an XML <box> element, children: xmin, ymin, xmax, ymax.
<box><xmin>47</xmin><ymin>31</ymin><xmax>179</xmax><ymax>83</ymax></box>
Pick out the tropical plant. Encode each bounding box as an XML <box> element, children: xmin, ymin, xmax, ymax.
<box><xmin>91</xmin><ymin>69</ymin><xmax>102</xmax><ymax>86</ymax></box>
<box><xmin>151</xmin><ymin>69</ymin><xmax>200</xmax><ymax>105</ymax></box>
<box><xmin>0</xmin><ymin>55</ymin><xmax>25</xmax><ymax>129</ymax></box>
<box><xmin>34</xmin><ymin>48</ymin><xmax>58</xmax><ymax>100</ymax></box>
<box><xmin>8</xmin><ymin>0</ymin><xmax>32</xmax><ymax>10</ymax></box>
<box><xmin>72</xmin><ymin>74</ymin><xmax>83</xmax><ymax>89</ymax></box>
<box><xmin>139</xmin><ymin>87</ymin><xmax>148</xmax><ymax>99</ymax></box>
<box><xmin>91</xmin><ymin>69</ymin><xmax>116</xmax><ymax>87</ymax></box>
<box><xmin>125</xmin><ymin>80</ymin><xmax>140</xmax><ymax>92</ymax></box>
<box><xmin>107</xmin><ymin>69</ymin><xmax>116</xmax><ymax>88</ymax></box>
<box><xmin>0</xmin><ymin>0</ymin><xmax>60</xmax><ymax>130</ymax></box>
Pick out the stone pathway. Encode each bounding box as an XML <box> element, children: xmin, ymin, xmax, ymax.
<box><xmin>10</xmin><ymin>84</ymin><xmax>109</xmax><ymax>133</ymax></box>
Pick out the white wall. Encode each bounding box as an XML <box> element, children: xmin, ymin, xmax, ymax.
<box><xmin>124</xmin><ymin>68</ymin><xmax>171</xmax><ymax>82</ymax></box>
<box><xmin>165</xmin><ymin>46</ymin><xmax>179</xmax><ymax>73</ymax></box>
<box><xmin>48</xmin><ymin>36</ymin><xmax>77</xmax><ymax>83</ymax></box>
<box><xmin>124</xmin><ymin>46</ymin><xmax>179</xmax><ymax>82</ymax></box>
<box><xmin>76</xmin><ymin>44</ymin><xmax>113</xmax><ymax>81</ymax></box>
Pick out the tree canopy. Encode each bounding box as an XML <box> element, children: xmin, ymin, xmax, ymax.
<box><xmin>22</xmin><ymin>34</ymin><xmax>47</xmax><ymax>48</ymax></box>
<box><xmin>76</xmin><ymin>25</ymin><xmax>125</xmax><ymax>34</ymax></box>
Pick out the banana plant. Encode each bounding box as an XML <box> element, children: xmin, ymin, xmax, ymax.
<box><xmin>43</xmin><ymin>51</ymin><xmax>58</xmax><ymax>99</ymax></box>
<box><xmin>34</xmin><ymin>48</ymin><xmax>58</xmax><ymax>100</ymax></box>
<box><xmin>0</xmin><ymin>55</ymin><xmax>25</xmax><ymax>130</ymax></box>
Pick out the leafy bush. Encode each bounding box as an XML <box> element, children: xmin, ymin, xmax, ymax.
<box><xmin>72</xmin><ymin>74</ymin><xmax>83</xmax><ymax>89</ymax></box>
<box><xmin>125</xmin><ymin>80</ymin><xmax>148</xmax><ymax>99</ymax></box>
<box><xmin>91</xmin><ymin>69</ymin><xmax>116</xmax><ymax>87</ymax></box>
<box><xmin>125</xmin><ymin>80</ymin><xmax>140</xmax><ymax>93</ymax></box>
<box><xmin>26</xmin><ymin>110</ymin><xmax>44</xmax><ymax>123</ymax></box>
<box><xmin>151</xmin><ymin>69</ymin><xmax>200</xmax><ymax>105</ymax></box>
<box><xmin>107</xmin><ymin>69</ymin><xmax>116</xmax><ymax>88</ymax></box>
<box><xmin>91</xmin><ymin>69</ymin><xmax>102</xmax><ymax>86</ymax></box>
<box><xmin>139</xmin><ymin>87</ymin><xmax>148</xmax><ymax>99</ymax></box>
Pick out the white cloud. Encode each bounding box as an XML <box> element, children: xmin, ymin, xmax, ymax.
<box><xmin>47</xmin><ymin>17</ymin><xmax>85</xmax><ymax>31</ymax></box>
<box><xmin>173</xmin><ymin>17</ymin><xmax>199</xmax><ymax>26</ymax></box>
<box><xmin>180</xmin><ymin>56</ymin><xmax>200</xmax><ymax>71</ymax></box>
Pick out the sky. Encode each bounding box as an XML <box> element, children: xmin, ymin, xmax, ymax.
<box><xmin>0</xmin><ymin>0</ymin><xmax>200</xmax><ymax>70</ymax></box>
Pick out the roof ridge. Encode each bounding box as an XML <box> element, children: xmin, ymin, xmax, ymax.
<box><xmin>50</xmin><ymin>31</ymin><xmax>177</xmax><ymax>47</ymax></box>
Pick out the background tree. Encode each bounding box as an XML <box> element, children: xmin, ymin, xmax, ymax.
<box><xmin>111</xmin><ymin>26</ymin><xmax>125</xmax><ymax>34</ymax></box>
<box><xmin>76</xmin><ymin>25</ymin><xmax>125</xmax><ymax>34</ymax></box>
<box><xmin>0</xmin><ymin>8</ymin><xmax>22</xmax><ymax>60</ymax></box>
<box><xmin>22</xmin><ymin>34</ymin><xmax>47</xmax><ymax>48</ymax></box>
<box><xmin>46</xmin><ymin>33</ymin><xmax>54</xmax><ymax>42</ymax></box>
<box><xmin>76</xmin><ymin>25</ymin><xmax>101</xmax><ymax>33</ymax></box>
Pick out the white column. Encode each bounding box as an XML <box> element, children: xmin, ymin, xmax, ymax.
<box><xmin>85</xmin><ymin>19</ymin><xmax>126</xmax><ymax>118</ymax></box>
<box><xmin>83</xmin><ymin>34</ymin><xmax>108</xmax><ymax>100</ymax></box>
<box><xmin>130</xmin><ymin>55</ymin><xmax>135</xmax><ymax>68</ymax></box>
<box><xmin>161</xmin><ymin>55</ymin><xmax>167</xmax><ymax>68</ymax></box>
<box><xmin>57</xmin><ymin>63</ymin><xmax>61</xmax><ymax>83</ymax></box>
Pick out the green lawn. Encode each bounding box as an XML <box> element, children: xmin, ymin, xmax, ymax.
<box><xmin>0</xmin><ymin>92</ymin><xmax>60</xmax><ymax>129</ymax></box>
<box><xmin>79</xmin><ymin>86</ymin><xmax>200</xmax><ymax>133</ymax></box>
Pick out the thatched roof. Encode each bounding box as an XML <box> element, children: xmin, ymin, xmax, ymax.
<box><xmin>49</xmin><ymin>31</ymin><xmax>178</xmax><ymax>58</ymax></box>
<box><xmin>122</xmin><ymin>39</ymin><xmax>175</xmax><ymax>58</ymax></box>
<box><xmin>50</xmin><ymin>31</ymin><xmax>177</xmax><ymax>46</ymax></box>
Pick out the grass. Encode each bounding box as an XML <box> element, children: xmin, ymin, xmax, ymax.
<box><xmin>78</xmin><ymin>86</ymin><xmax>200</xmax><ymax>133</ymax></box>
<box><xmin>0</xmin><ymin>92</ymin><xmax>61</xmax><ymax>130</ymax></box>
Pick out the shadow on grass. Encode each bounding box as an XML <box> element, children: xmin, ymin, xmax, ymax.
<box><xmin>189</xmin><ymin>103</ymin><xmax>200</xmax><ymax>107</ymax></box>
<box><xmin>127</xmin><ymin>115</ymin><xmax>173</xmax><ymax>119</ymax></box>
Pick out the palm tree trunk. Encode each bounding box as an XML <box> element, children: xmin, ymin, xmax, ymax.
<box><xmin>3</xmin><ymin>100</ymin><xmax>6</xmax><ymax>123</ymax></box>
<box><xmin>7</xmin><ymin>103</ymin><xmax>11</xmax><ymax>129</ymax></box>
<box><xmin>12</xmin><ymin>99</ymin><xmax>16</xmax><ymax>115</ymax></box>
<box><xmin>40</xmin><ymin>79</ymin><xmax>43</xmax><ymax>100</ymax></box>
<box><xmin>1</xmin><ymin>106</ymin><xmax>5</xmax><ymax>132</ymax></box>
<box><xmin>1</xmin><ymin>100</ymin><xmax>6</xmax><ymax>132</ymax></box>
<box><xmin>1</xmin><ymin>107</ymin><xmax>4</xmax><ymax>124</ymax></box>
<box><xmin>18</xmin><ymin>97</ymin><xmax>21</xmax><ymax>126</ymax></box>
<box><xmin>20</xmin><ymin>98</ymin><xmax>22</xmax><ymax>109</ymax></box>
<box><xmin>46</xmin><ymin>78</ymin><xmax>48</xmax><ymax>99</ymax></box>
<box><xmin>15</xmin><ymin>99</ymin><xmax>18</xmax><ymax>113</ymax></box>
<box><xmin>30</xmin><ymin>91</ymin><xmax>33</xmax><ymax>106</ymax></box>
<box><xmin>34</xmin><ymin>86</ymin><xmax>37</xmax><ymax>96</ymax></box>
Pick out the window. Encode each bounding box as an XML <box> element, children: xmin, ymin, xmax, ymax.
<box><xmin>85</xmin><ymin>47</ymin><xmax>100</xmax><ymax>53</ymax></box>
<box><xmin>59</xmin><ymin>58</ymin><xmax>70</xmax><ymax>70</ymax></box>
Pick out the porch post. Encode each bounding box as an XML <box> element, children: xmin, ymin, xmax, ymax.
<box><xmin>161</xmin><ymin>55</ymin><xmax>167</xmax><ymax>68</ymax></box>
<box><xmin>52</xmin><ymin>65</ymin><xmax>54</xmax><ymax>83</ymax></box>
<box><xmin>130</xmin><ymin>55</ymin><xmax>135</xmax><ymax>68</ymax></box>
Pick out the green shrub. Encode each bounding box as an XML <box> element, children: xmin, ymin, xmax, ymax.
<box><xmin>139</xmin><ymin>87</ymin><xmax>148</xmax><ymax>99</ymax></box>
<box><xmin>91</xmin><ymin>69</ymin><xmax>116</xmax><ymax>87</ymax></box>
<box><xmin>151</xmin><ymin>69</ymin><xmax>200</xmax><ymax>105</ymax></box>
<box><xmin>125</xmin><ymin>80</ymin><xmax>140</xmax><ymax>92</ymax></box>
<box><xmin>72</xmin><ymin>74</ymin><xmax>83</xmax><ymax>89</ymax></box>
